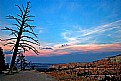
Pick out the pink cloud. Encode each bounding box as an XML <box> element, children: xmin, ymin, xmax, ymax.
<box><xmin>66</xmin><ymin>43</ymin><xmax>121</xmax><ymax>52</ymax></box>
<box><xmin>23</xmin><ymin>43</ymin><xmax>121</xmax><ymax>56</ymax></box>
<box><xmin>24</xmin><ymin>49</ymin><xmax>69</xmax><ymax>56</ymax></box>
<box><xmin>0</xmin><ymin>45</ymin><xmax>11</xmax><ymax>50</ymax></box>
<box><xmin>1</xmin><ymin>43</ymin><xmax>121</xmax><ymax>57</ymax></box>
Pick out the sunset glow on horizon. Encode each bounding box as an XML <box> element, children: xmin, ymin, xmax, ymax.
<box><xmin>0</xmin><ymin>0</ymin><xmax>121</xmax><ymax>63</ymax></box>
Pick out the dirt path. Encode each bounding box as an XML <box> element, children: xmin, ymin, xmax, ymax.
<box><xmin>0</xmin><ymin>70</ymin><xmax>57</xmax><ymax>81</ymax></box>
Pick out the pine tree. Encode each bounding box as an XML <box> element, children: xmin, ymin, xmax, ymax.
<box><xmin>0</xmin><ymin>47</ymin><xmax>5</xmax><ymax>73</ymax></box>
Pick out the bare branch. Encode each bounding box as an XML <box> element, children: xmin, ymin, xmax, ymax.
<box><xmin>4</xmin><ymin>42</ymin><xmax>15</xmax><ymax>46</ymax></box>
<box><xmin>20</xmin><ymin>43</ymin><xmax>39</xmax><ymax>55</ymax></box>
<box><xmin>27</xmin><ymin>1</ymin><xmax>31</xmax><ymax>9</ymax></box>
<box><xmin>21</xmin><ymin>36</ymin><xmax>39</xmax><ymax>44</ymax></box>
<box><xmin>26</xmin><ymin>11</ymin><xmax>30</xmax><ymax>14</ymax></box>
<box><xmin>12</xmin><ymin>24</ymin><xmax>20</xmax><ymax>30</ymax></box>
<box><xmin>1</xmin><ymin>38</ymin><xmax>17</xmax><ymax>41</ymax></box>
<box><xmin>25</xmin><ymin>19</ymin><xmax>34</xmax><ymax>22</ymax></box>
<box><xmin>24</xmin><ymin>23</ymin><xmax>36</xmax><ymax>28</ymax></box>
<box><xmin>2</xmin><ymin>27</ymin><xmax>19</xmax><ymax>33</ymax></box>
<box><xmin>15</xmin><ymin>5</ymin><xmax>23</xmax><ymax>15</ymax></box>
<box><xmin>17</xmin><ymin>14</ymin><xmax>22</xmax><ymax>18</ymax></box>
<box><xmin>24</xmin><ymin>1</ymin><xmax>30</xmax><ymax>16</ymax></box>
<box><xmin>11</xmin><ymin>45</ymin><xmax>15</xmax><ymax>52</ymax></box>
<box><xmin>23</xmin><ymin>29</ymin><xmax>37</xmax><ymax>37</ymax></box>
<box><xmin>9</xmin><ymin>32</ymin><xmax>18</xmax><ymax>37</ymax></box>
<box><xmin>28</xmin><ymin>6</ymin><xmax>32</xmax><ymax>9</ymax></box>
<box><xmin>25</xmin><ymin>15</ymin><xmax>35</xmax><ymax>18</ymax></box>
<box><xmin>20</xmin><ymin>39</ymin><xmax>40</xmax><ymax>46</ymax></box>
<box><xmin>22</xmin><ymin>4</ymin><xmax>26</xmax><ymax>12</ymax></box>
<box><xmin>12</xmin><ymin>24</ymin><xmax>20</xmax><ymax>27</ymax></box>
<box><xmin>6</xmin><ymin>15</ymin><xmax>21</xmax><ymax>25</ymax></box>
<box><xmin>19</xmin><ymin>44</ymin><xmax>28</xmax><ymax>53</ymax></box>
<box><xmin>23</xmin><ymin>23</ymin><xmax>35</xmax><ymax>32</ymax></box>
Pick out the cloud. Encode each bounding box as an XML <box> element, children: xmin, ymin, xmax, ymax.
<box><xmin>36</xmin><ymin>27</ymin><xmax>44</xmax><ymax>34</ymax></box>
<box><xmin>1</xmin><ymin>42</ymin><xmax>121</xmax><ymax>57</ymax></box>
<box><xmin>82</xmin><ymin>20</ymin><xmax>121</xmax><ymax>36</ymax></box>
<box><xmin>1</xmin><ymin>20</ymin><xmax>121</xmax><ymax>57</ymax></box>
<box><xmin>61</xmin><ymin>20</ymin><xmax>121</xmax><ymax>44</ymax></box>
<box><xmin>23</xmin><ymin>49</ymin><xmax>69</xmax><ymax>56</ymax></box>
<box><xmin>40</xmin><ymin>47</ymin><xmax>53</xmax><ymax>50</ymax></box>
<box><xmin>0</xmin><ymin>44</ymin><xmax>12</xmax><ymax>50</ymax></box>
<box><xmin>64</xmin><ymin>43</ymin><xmax>121</xmax><ymax>53</ymax></box>
<box><xmin>22</xmin><ymin>43</ymin><xmax>121</xmax><ymax>57</ymax></box>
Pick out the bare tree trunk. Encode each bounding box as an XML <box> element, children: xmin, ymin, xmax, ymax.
<box><xmin>9</xmin><ymin>27</ymin><xmax>23</xmax><ymax>73</ymax></box>
<box><xmin>9</xmin><ymin>14</ymin><xmax>26</xmax><ymax>74</ymax></box>
<box><xmin>8</xmin><ymin>35</ymin><xmax>21</xmax><ymax>73</ymax></box>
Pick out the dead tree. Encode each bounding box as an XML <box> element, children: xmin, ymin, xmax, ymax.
<box><xmin>1</xmin><ymin>1</ymin><xmax>40</xmax><ymax>74</ymax></box>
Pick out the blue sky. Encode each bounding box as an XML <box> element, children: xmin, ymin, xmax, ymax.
<box><xmin>0</xmin><ymin>0</ymin><xmax>121</xmax><ymax>63</ymax></box>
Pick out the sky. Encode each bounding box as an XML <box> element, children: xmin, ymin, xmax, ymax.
<box><xmin>0</xmin><ymin>0</ymin><xmax>121</xmax><ymax>63</ymax></box>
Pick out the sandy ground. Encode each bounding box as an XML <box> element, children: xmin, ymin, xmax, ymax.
<box><xmin>0</xmin><ymin>70</ymin><xmax>57</xmax><ymax>81</ymax></box>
